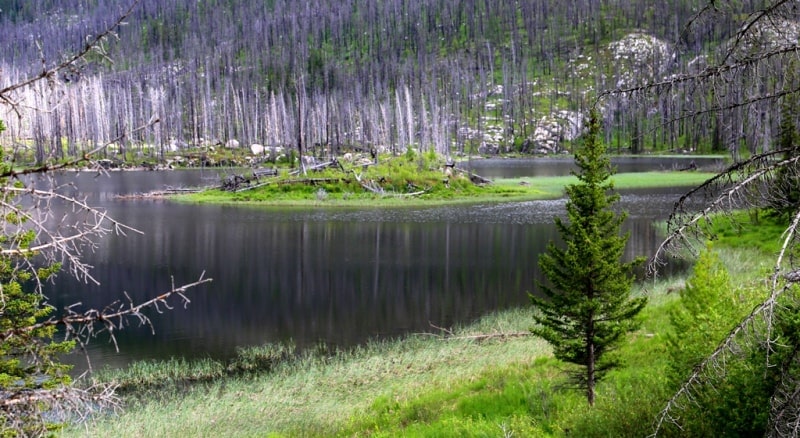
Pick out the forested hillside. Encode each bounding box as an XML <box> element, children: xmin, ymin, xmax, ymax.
<box><xmin>0</xmin><ymin>0</ymin><xmax>790</xmax><ymax>163</ymax></box>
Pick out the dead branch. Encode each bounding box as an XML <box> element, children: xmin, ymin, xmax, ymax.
<box><xmin>1</xmin><ymin>382</ymin><xmax>119</xmax><ymax>437</ymax></box>
<box><xmin>0</xmin><ymin>0</ymin><xmax>141</xmax><ymax>110</ymax></box>
<box><xmin>649</xmin><ymin>156</ymin><xmax>800</xmax><ymax>437</ymax></box>
<box><xmin>451</xmin><ymin>167</ymin><xmax>491</xmax><ymax>185</ymax></box>
<box><xmin>428</xmin><ymin>322</ymin><xmax>532</xmax><ymax>341</ymax></box>
<box><xmin>442</xmin><ymin>332</ymin><xmax>533</xmax><ymax>341</ymax></box>
<box><xmin>649</xmin><ymin>150</ymin><xmax>800</xmax><ymax>273</ymax></box>
<box><xmin>0</xmin><ymin>182</ymin><xmax>143</xmax><ymax>286</ymax></box>
<box><xmin>0</xmin><ymin>273</ymin><xmax>213</xmax><ymax>349</ymax></box>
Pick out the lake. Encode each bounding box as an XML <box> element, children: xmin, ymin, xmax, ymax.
<box><xmin>42</xmin><ymin>157</ymin><xmax>708</xmax><ymax>371</ymax></box>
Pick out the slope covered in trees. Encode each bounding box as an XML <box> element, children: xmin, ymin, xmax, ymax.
<box><xmin>0</xmin><ymin>0</ymin><xmax>787</xmax><ymax>164</ymax></box>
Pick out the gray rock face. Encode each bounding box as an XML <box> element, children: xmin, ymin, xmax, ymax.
<box><xmin>608</xmin><ymin>32</ymin><xmax>676</xmax><ymax>89</ymax></box>
<box><xmin>225</xmin><ymin>139</ymin><xmax>240</xmax><ymax>149</ymax></box>
<box><xmin>728</xmin><ymin>18</ymin><xmax>800</xmax><ymax>57</ymax></box>
<box><xmin>250</xmin><ymin>144</ymin><xmax>265</xmax><ymax>155</ymax></box>
<box><xmin>528</xmin><ymin>110</ymin><xmax>586</xmax><ymax>154</ymax></box>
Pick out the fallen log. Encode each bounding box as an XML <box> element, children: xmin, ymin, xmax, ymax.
<box><xmin>425</xmin><ymin>323</ymin><xmax>532</xmax><ymax>342</ymax></box>
<box><xmin>115</xmin><ymin>186</ymin><xmax>206</xmax><ymax>199</ymax></box>
<box><xmin>287</xmin><ymin>159</ymin><xmax>344</xmax><ymax>176</ymax></box>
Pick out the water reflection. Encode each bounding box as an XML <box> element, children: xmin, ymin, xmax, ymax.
<box><xmin>37</xmin><ymin>167</ymin><xmax>696</xmax><ymax>370</ymax></box>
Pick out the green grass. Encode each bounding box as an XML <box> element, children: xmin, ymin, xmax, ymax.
<box><xmin>704</xmin><ymin>209</ymin><xmax>789</xmax><ymax>255</ymax></box>
<box><xmin>65</xmin><ymin>309</ymin><xmax>551</xmax><ymax>437</ymax></box>
<box><xmin>182</xmin><ymin>168</ymin><xmax>717</xmax><ymax>207</ymax></box>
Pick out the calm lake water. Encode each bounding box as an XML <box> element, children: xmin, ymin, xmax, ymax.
<box><xmin>43</xmin><ymin>157</ymin><xmax>709</xmax><ymax>370</ymax></box>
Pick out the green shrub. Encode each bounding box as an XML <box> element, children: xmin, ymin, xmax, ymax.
<box><xmin>667</xmin><ymin>246</ymin><xmax>735</xmax><ymax>381</ymax></box>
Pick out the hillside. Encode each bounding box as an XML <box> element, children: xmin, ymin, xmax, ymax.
<box><xmin>0</xmin><ymin>0</ymin><xmax>791</xmax><ymax>164</ymax></box>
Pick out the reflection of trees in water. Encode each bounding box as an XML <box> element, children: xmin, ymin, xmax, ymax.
<box><xmin>47</xmin><ymin>174</ymin><xmax>687</xmax><ymax>368</ymax></box>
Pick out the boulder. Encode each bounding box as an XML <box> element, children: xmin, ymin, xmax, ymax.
<box><xmin>250</xmin><ymin>144</ymin><xmax>265</xmax><ymax>155</ymax></box>
<box><xmin>225</xmin><ymin>139</ymin><xmax>240</xmax><ymax>149</ymax></box>
<box><xmin>608</xmin><ymin>32</ymin><xmax>676</xmax><ymax>89</ymax></box>
<box><xmin>528</xmin><ymin>110</ymin><xmax>586</xmax><ymax>154</ymax></box>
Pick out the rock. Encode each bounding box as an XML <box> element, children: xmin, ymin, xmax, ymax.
<box><xmin>528</xmin><ymin>110</ymin><xmax>586</xmax><ymax>154</ymax></box>
<box><xmin>728</xmin><ymin>18</ymin><xmax>800</xmax><ymax>56</ymax></box>
<box><xmin>225</xmin><ymin>139</ymin><xmax>240</xmax><ymax>149</ymax></box>
<box><xmin>250</xmin><ymin>144</ymin><xmax>265</xmax><ymax>155</ymax></box>
<box><xmin>478</xmin><ymin>143</ymin><xmax>500</xmax><ymax>155</ymax></box>
<box><xmin>608</xmin><ymin>32</ymin><xmax>676</xmax><ymax>89</ymax></box>
<box><xmin>167</xmin><ymin>138</ymin><xmax>187</xmax><ymax>152</ymax></box>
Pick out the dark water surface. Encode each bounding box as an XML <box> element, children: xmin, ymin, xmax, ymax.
<box><xmin>42</xmin><ymin>159</ymin><xmax>701</xmax><ymax>370</ymax></box>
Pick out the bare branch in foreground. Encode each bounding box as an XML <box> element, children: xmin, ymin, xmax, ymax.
<box><xmin>427</xmin><ymin>322</ymin><xmax>532</xmax><ymax>342</ymax></box>
<box><xmin>0</xmin><ymin>273</ymin><xmax>213</xmax><ymax>349</ymax></box>
<box><xmin>0</xmin><ymin>382</ymin><xmax>119</xmax><ymax>437</ymax></box>
<box><xmin>650</xmin><ymin>171</ymin><xmax>800</xmax><ymax>437</ymax></box>
<box><xmin>0</xmin><ymin>0</ymin><xmax>141</xmax><ymax>110</ymax></box>
<box><xmin>649</xmin><ymin>149</ymin><xmax>800</xmax><ymax>273</ymax></box>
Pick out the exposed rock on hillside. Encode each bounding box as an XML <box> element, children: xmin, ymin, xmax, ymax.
<box><xmin>608</xmin><ymin>32</ymin><xmax>676</xmax><ymax>89</ymax></box>
<box><xmin>526</xmin><ymin>110</ymin><xmax>585</xmax><ymax>154</ymax></box>
<box><xmin>727</xmin><ymin>18</ymin><xmax>800</xmax><ymax>58</ymax></box>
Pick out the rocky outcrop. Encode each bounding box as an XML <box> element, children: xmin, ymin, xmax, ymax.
<box><xmin>525</xmin><ymin>110</ymin><xmax>585</xmax><ymax>154</ymax></box>
<box><xmin>225</xmin><ymin>139</ymin><xmax>240</xmax><ymax>149</ymax></box>
<box><xmin>608</xmin><ymin>32</ymin><xmax>676</xmax><ymax>89</ymax></box>
<box><xmin>250</xmin><ymin>144</ymin><xmax>265</xmax><ymax>155</ymax></box>
<box><xmin>727</xmin><ymin>18</ymin><xmax>800</xmax><ymax>57</ymax></box>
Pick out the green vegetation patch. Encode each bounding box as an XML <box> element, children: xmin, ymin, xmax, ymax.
<box><xmin>181</xmin><ymin>155</ymin><xmax>716</xmax><ymax>207</ymax></box>
<box><xmin>702</xmin><ymin>209</ymin><xmax>788</xmax><ymax>254</ymax></box>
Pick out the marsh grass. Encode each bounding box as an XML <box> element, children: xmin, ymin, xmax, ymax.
<box><xmin>66</xmin><ymin>309</ymin><xmax>551</xmax><ymax>437</ymax></box>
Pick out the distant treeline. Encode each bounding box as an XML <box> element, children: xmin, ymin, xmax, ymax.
<box><xmin>0</xmin><ymin>0</ymin><xmax>788</xmax><ymax>162</ymax></box>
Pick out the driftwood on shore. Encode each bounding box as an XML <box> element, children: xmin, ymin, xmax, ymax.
<box><xmin>116</xmin><ymin>186</ymin><xmax>206</xmax><ymax>199</ymax></box>
<box><xmin>426</xmin><ymin>323</ymin><xmax>532</xmax><ymax>342</ymax></box>
<box><xmin>287</xmin><ymin>159</ymin><xmax>345</xmax><ymax>176</ymax></box>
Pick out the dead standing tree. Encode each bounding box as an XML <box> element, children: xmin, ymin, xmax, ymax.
<box><xmin>599</xmin><ymin>1</ymin><xmax>800</xmax><ymax>436</ymax></box>
<box><xmin>0</xmin><ymin>1</ymin><xmax>211</xmax><ymax>435</ymax></box>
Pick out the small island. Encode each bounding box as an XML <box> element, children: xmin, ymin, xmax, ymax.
<box><xmin>177</xmin><ymin>150</ymin><xmax>718</xmax><ymax>207</ymax></box>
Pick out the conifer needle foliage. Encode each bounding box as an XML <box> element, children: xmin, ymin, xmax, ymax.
<box><xmin>530</xmin><ymin>110</ymin><xmax>647</xmax><ymax>406</ymax></box>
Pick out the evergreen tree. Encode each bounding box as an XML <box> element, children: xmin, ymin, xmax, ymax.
<box><xmin>667</xmin><ymin>245</ymin><xmax>734</xmax><ymax>381</ymax></box>
<box><xmin>530</xmin><ymin>110</ymin><xmax>647</xmax><ymax>406</ymax></box>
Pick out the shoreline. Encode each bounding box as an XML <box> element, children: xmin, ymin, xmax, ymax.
<box><xmin>174</xmin><ymin>170</ymin><xmax>718</xmax><ymax>208</ymax></box>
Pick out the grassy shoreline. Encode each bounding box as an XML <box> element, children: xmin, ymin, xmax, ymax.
<box><xmin>180</xmin><ymin>170</ymin><xmax>717</xmax><ymax>207</ymax></box>
<box><xmin>61</xmin><ymin>275</ymin><xmax>690</xmax><ymax>437</ymax></box>
<box><xmin>64</xmin><ymin>242</ymin><xmax>771</xmax><ymax>437</ymax></box>
<box><xmin>65</xmin><ymin>186</ymin><xmax>784</xmax><ymax>436</ymax></box>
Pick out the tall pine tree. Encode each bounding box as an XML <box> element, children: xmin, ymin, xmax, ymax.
<box><xmin>530</xmin><ymin>110</ymin><xmax>647</xmax><ymax>406</ymax></box>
